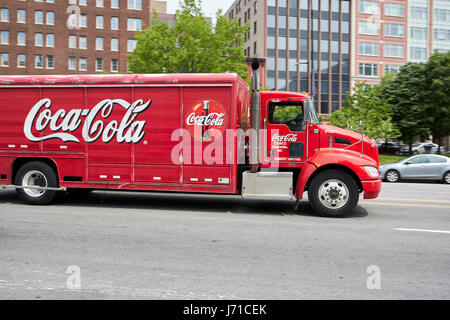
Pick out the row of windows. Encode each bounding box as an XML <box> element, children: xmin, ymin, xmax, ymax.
<box><xmin>267</xmin><ymin>15</ymin><xmax>350</xmax><ymax>34</ymax></box>
<box><xmin>1</xmin><ymin>53</ymin><xmax>54</xmax><ymax>69</ymax></box>
<box><xmin>68</xmin><ymin>0</ymin><xmax>142</xmax><ymax>10</ymax></box>
<box><xmin>68</xmin><ymin>56</ymin><xmax>120</xmax><ymax>72</ymax></box>
<box><xmin>359</xmin><ymin>42</ymin><xmax>404</xmax><ymax>58</ymax></box>
<box><xmin>267</xmin><ymin>0</ymin><xmax>349</xmax><ymax>13</ymax></box>
<box><xmin>359</xmin><ymin>21</ymin><xmax>405</xmax><ymax>37</ymax></box>
<box><xmin>267</xmin><ymin>37</ymin><xmax>349</xmax><ymax>54</ymax></box>
<box><xmin>359</xmin><ymin>1</ymin><xmax>405</xmax><ymax>17</ymax></box>
<box><xmin>0</xmin><ymin>8</ymin><xmax>142</xmax><ymax>32</ymax></box>
<box><xmin>0</xmin><ymin>31</ymin><xmax>138</xmax><ymax>52</ymax></box>
<box><xmin>0</xmin><ymin>9</ymin><xmax>55</xmax><ymax>25</ymax></box>
<box><xmin>229</xmin><ymin>0</ymin><xmax>257</xmax><ymax>20</ymax></box>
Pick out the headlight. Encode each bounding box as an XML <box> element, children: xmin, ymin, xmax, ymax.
<box><xmin>364</xmin><ymin>166</ymin><xmax>379</xmax><ymax>178</ymax></box>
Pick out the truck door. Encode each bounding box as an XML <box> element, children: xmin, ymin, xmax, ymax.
<box><xmin>265</xmin><ymin>100</ymin><xmax>307</xmax><ymax>164</ymax></box>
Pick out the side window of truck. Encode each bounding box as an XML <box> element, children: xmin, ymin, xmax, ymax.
<box><xmin>269</xmin><ymin>101</ymin><xmax>304</xmax><ymax>132</ymax></box>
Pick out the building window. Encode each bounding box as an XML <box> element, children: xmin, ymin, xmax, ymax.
<box><xmin>359</xmin><ymin>0</ymin><xmax>379</xmax><ymax>15</ymax></box>
<box><xmin>434</xmin><ymin>9</ymin><xmax>450</xmax><ymax>23</ymax></box>
<box><xmin>0</xmin><ymin>53</ymin><xmax>9</xmax><ymax>67</ymax></box>
<box><xmin>359</xmin><ymin>63</ymin><xmax>378</xmax><ymax>76</ymax></box>
<box><xmin>359</xmin><ymin>21</ymin><xmax>379</xmax><ymax>35</ymax></box>
<box><xmin>127</xmin><ymin>18</ymin><xmax>142</xmax><ymax>31</ymax></box>
<box><xmin>46</xmin><ymin>55</ymin><xmax>54</xmax><ymax>69</ymax></box>
<box><xmin>411</xmin><ymin>7</ymin><xmax>427</xmax><ymax>20</ymax></box>
<box><xmin>127</xmin><ymin>39</ymin><xmax>137</xmax><ymax>52</ymax></box>
<box><xmin>0</xmin><ymin>8</ymin><xmax>9</xmax><ymax>22</ymax></box>
<box><xmin>17</xmin><ymin>32</ymin><xmax>26</xmax><ymax>46</ymax></box>
<box><xmin>385</xmin><ymin>23</ymin><xmax>404</xmax><ymax>37</ymax></box>
<box><xmin>35</xmin><ymin>10</ymin><xmax>44</xmax><ymax>24</ymax></box>
<box><xmin>69</xmin><ymin>35</ymin><xmax>77</xmax><ymax>48</ymax></box>
<box><xmin>1</xmin><ymin>31</ymin><xmax>8</xmax><ymax>45</ymax></box>
<box><xmin>111</xmin><ymin>0</ymin><xmax>119</xmax><ymax>9</ymax></box>
<box><xmin>111</xmin><ymin>59</ymin><xmax>119</xmax><ymax>72</ymax></box>
<box><xmin>359</xmin><ymin>42</ymin><xmax>378</xmax><ymax>56</ymax></box>
<box><xmin>96</xmin><ymin>37</ymin><xmax>103</xmax><ymax>50</ymax></box>
<box><xmin>79</xmin><ymin>57</ymin><xmax>87</xmax><ymax>71</ymax></box>
<box><xmin>17</xmin><ymin>54</ymin><xmax>26</xmax><ymax>68</ymax></box>
<box><xmin>434</xmin><ymin>29</ymin><xmax>450</xmax><ymax>41</ymax></box>
<box><xmin>96</xmin><ymin>0</ymin><xmax>104</xmax><ymax>7</ymax></box>
<box><xmin>95</xmin><ymin>58</ymin><xmax>103</xmax><ymax>72</ymax></box>
<box><xmin>385</xmin><ymin>65</ymin><xmax>401</xmax><ymax>74</ymax></box>
<box><xmin>17</xmin><ymin>9</ymin><xmax>26</xmax><ymax>23</ymax></box>
<box><xmin>79</xmin><ymin>0</ymin><xmax>87</xmax><ymax>6</ymax></box>
<box><xmin>68</xmin><ymin>56</ymin><xmax>76</xmax><ymax>70</ymax></box>
<box><xmin>35</xmin><ymin>54</ymin><xmax>43</xmax><ymax>68</ymax></box>
<box><xmin>411</xmin><ymin>27</ymin><xmax>427</xmax><ymax>40</ymax></box>
<box><xmin>410</xmin><ymin>47</ymin><xmax>427</xmax><ymax>60</ymax></box>
<box><xmin>111</xmin><ymin>17</ymin><xmax>119</xmax><ymax>30</ymax></box>
<box><xmin>79</xmin><ymin>36</ymin><xmax>87</xmax><ymax>49</ymax></box>
<box><xmin>46</xmin><ymin>11</ymin><xmax>54</xmax><ymax>25</ymax></box>
<box><xmin>96</xmin><ymin>16</ymin><xmax>104</xmax><ymax>29</ymax></box>
<box><xmin>35</xmin><ymin>33</ymin><xmax>44</xmax><ymax>47</ymax></box>
<box><xmin>385</xmin><ymin>3</ymin><xmax>405</xmax><ymax>17</ymax></box>
<box><xmin>128</xmin><ymin>0</ymin><xmax>142</xmax><ymax>10</ymax></box>
<box><xmin>111</xmin><ymin>38</ymin><xmax>119</xmax><ymax>51</ymax></box>
<box><xmin>46</xmin><ymin>34</ymin><xmax>54</xmax><ymax>47</ymax></box>
<box><xmin>384</xmin><ymin>44</ymin><xmax>404</xmax><ymax>58</ymax></box>
<box><xmin>80</xmin><ymin>15</ymin><xmax>87</xmax><ymax>28</ymax></box>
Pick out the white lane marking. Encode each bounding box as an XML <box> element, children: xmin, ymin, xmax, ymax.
<box><xmin>394</xmin><ymin>228</ymin><xmax>450</xmax><ymax>234</ymax></box>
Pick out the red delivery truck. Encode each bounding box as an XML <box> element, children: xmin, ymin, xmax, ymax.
<box><xmin>0</xmin><ymin>63</ymin><xmax>381</xmax><ymax>217</ymax></box>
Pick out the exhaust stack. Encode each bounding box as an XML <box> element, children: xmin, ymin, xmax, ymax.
<box><xmin>250</xmin><ymin>58</ymin><xmax>260</xmax><ymax>173</ymax></box>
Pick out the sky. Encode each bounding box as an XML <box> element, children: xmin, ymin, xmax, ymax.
<box><xmin>165</xmin><ymin>0</ymin><xmax>236</xmax><ymax>19</ymax></box>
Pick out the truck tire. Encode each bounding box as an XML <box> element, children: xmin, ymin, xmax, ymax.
<box><xmin>308</xmin><ymin>169</ymin><xmax>359</xmax><ymax>217</ymax></box>
<box><xmin>15</xmin><ymin>161</ymin><xmax>59</xmax><ymax>205</ymax></box>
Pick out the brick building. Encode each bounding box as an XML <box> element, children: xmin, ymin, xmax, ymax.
<box><xmin>0</xmin><ymin>0</ymin><xmax>150</xmax><ymax>75</ymax></box>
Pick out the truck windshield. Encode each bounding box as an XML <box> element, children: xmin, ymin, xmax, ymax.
<box><xmin>305</xmin><ymin>98</ymin><xmax>320</xmax><ymax>124</ymax></box>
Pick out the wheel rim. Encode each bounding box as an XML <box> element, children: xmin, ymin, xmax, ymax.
<box><xmin>386</xmin><ymin>171</ymin><xmax>399</xmax><ymax>182</ymax></box>
<box><xmin>445</xmin><ymin>173</ymin><xmax>450</xmax><ymax>184</ymax></box>
<box><xmin>22</xmin><ymin>170</ymin><xmax>47</xmax><ymax>198</ymax></box>
<box><xmin>318</xmin><ymin>179</ymin><xmax>349</xmax><ymax>210</ymax></box>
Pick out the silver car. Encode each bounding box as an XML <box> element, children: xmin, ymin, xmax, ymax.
<box><xmin>380</xmin><ymin>155</ymin><xmax>450</xmax><ymax>184</ymax></box>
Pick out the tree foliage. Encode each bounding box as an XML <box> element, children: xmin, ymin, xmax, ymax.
<box><xmin>329</xmin><ymin>82</ymin><xmax>400</xmax><ymax>140</ymax></box>
<box><xmin>128</xmin><ymin>0</ymin><xmax>249</xmax><ymax>81</ymax></box>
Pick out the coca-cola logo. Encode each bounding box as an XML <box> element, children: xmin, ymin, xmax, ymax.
<box><xmin>24</xmin><ymin>98</ymin><xmax>151</xmax><ymax>144</ymax></box>
<box><xmin>272</xmin><ymin>133</ymin><xmax>298</xmax><ymax>143</ymax></box>
<box><xmin>185</xmin><ymin>100</ymin><xmax>227</xmax><ymax>141</ymax></box>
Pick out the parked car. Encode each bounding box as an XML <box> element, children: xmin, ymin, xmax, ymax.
<box><xmin>399</xmin><ymin>143</ymin><xmax>447</xmax><ymax>155</ymax></box>
<box><xmin>380</xmin><ymin>155</ymin><xmax>450</xmax><ymax>183</ymax></box>
<box><xmin>377</xmin><ymin>142</ymin><xmax>401</xmax><ymax>154</ymax></box>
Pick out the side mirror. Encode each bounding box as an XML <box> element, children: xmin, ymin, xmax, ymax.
<box><xmin>405</xmin><ymin>161</ymin><xmax>411</xmax><ymax>165</ymax></box>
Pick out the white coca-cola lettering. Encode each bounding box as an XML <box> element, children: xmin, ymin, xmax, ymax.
<box><xmin>272</xmin><ymin>133</ymin><xmax>298</xmax><ymax>143</ymax></box>
<box><xmin>24</xmin><ymin>98</ymin><xmax>151</xmax><ymax>144</ymax></box>
<box><xmin>186</xmin><ymin>113</ymin><xmax>225</xmax><ymax>127</ymax></box>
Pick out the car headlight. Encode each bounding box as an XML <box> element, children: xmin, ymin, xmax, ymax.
<box><xmin>364</xmin><ymin>166</ymin><xmax>379</xmax><ymax>178</ymax></box>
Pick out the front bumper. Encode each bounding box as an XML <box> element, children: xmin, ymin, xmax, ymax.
<box><xmin>362</xmin><ymin>178</ymin><xmax>382</xmax><ymax>199</ymax></box>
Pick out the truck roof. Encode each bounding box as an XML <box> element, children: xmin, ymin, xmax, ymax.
<box><xmin>0</xmin><ymin>73</ymin><xmax>246</xmax><ymax>86</ymax></box>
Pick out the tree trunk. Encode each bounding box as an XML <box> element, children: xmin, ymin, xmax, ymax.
<box><xmin>409</xmin><ymin>139</ymin><xmax>413</xmax><ymax>155</ymax></box>
<box><xmin>438</xmin><ymin>137</ymin><xmax>442</xmax><ymax>155</ymax></box>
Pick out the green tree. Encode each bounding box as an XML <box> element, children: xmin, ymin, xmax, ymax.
<box><xmin>422</xmin><ymin>51</ymin><xmax>450</xmax><ymax>154</ymax></box>
<box><xmin>128</xmin><ymin>0</ymin><xmax>249</xmax><ymax>81</ymax></box>
<box><xmin>381</xmin><ymin>62</ymin><xmax>429</xmax><ymax>154</ymax></box>
<box><xmin>329</xmin><ymin>82</ymin><xmax>399</xmax><ymax>141</ymax></box>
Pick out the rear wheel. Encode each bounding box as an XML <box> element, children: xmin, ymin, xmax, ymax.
<box><xmin>308</xmin><ymin>170</ymin><xmax>359</xmax><ymax>218</ymax></box>
<box><xmin>444</xmin><ymin>172</ymin><xmax>450</xmax><ymax>184</ymax></box>
<box><xmin>15</xmin><ymin>161</ymin><xmax>59</xmax><ymax>205</ymax></box>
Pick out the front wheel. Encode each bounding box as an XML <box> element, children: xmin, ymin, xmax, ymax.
<box><xmin>15</xmin><ymin>161</ymin><xmax>59</xmax><ymax>205</ymax></box>
<box><xmin>385</xmin><ymin>170</ymin><xmax>400</xmax><ymax>183</ymax></box>
<box><xmin>308</xmin><ymin>170</ymin><xmax>359</xmax><ymax>218</ymax></box>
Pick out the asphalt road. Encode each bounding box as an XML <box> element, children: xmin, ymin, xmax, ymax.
<box><xmin>0</xmin><ymin>182</ymin><xmax>449</xmax><ymax>300</ymax></box>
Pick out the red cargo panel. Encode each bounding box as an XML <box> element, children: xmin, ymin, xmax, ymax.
<box><xmin>134</xmin><ymin>165</ymin><xmax>180</xmax><ymax>184</ymax></box>
<box><xmin>88</xmin><ymin>164</ymin><xmax>131</xmax><ymax>182</ymax></box>
<box><xmin>183</xmin><ymin>165</ymin><xmax>230</xmax><ymax>186</ymax></box>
